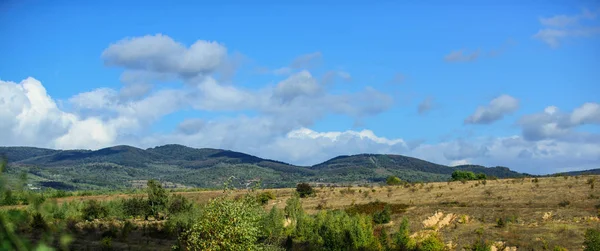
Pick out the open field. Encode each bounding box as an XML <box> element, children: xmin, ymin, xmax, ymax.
<box><xmin>3</xmin><ymin>175</ymin><xmax>600</xmax><ymax>250</ymax></box>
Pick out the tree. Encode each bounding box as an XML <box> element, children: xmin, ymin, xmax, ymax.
<box><xmin>386</xmin><ymin>176</ymin><xmax>402</xmax><ymax>186</ymax></box>
<box><xmin>296</xmin><ymin>183</ymin><xmax>314</xmax><ymax>198</ymax></box>
<box><xmin>394</xmin><ymin>217</ymin><xmax>415</xmax><ymax>251</ymax></box>
<box><xmin>451</xmin><ymin>170</ymin><xmax>476</xmax><ymax>181</ymax></box>
<box><xmin>181</xmin><ymin>195</ymin><xmax>265</xmax><ymax>250</ymax></box>
<box><xmin>147</xmin><ymin>179</ymin><xmax>168</xmax><ymax>220</ymax></box>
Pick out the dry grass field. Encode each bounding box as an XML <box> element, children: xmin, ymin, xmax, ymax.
<box><xmin>5</xmin><ymin>175</ymin><xmax>600</xmax><ymax>250</ymax></box>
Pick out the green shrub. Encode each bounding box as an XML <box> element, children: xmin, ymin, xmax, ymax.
<box><xmin>451</xmin><ymin>171</ymin><xmax>476</xmax><ymax>181</ymax></box>
<box><xmin>476</xmin><ymin>173</ymin><xmax>487</xmax><ymax>180</ymax></box>
<box><xmin>415</xmin><ymin>233</ymin><xmax>445</xmax><ymax>251</ymax></box>
<box><xmin>180</xmin><ymin>195</ymin><xmax>264</xmax><ymax>250</ymax></box>
<box><xmin>394</xmin><ymin>217</ymin><xmax>416</xmax><ymax>250</ymax></box>
<box><xmin>386</xmin><ymin>176</ymin><xmax>402</xmax><ymax>186</ymax></box>
<box><xmin>261</xmin><ymin>206</ymin><xmax>286</xmax><ymax>245</ymax></box>
<box><xmin>470</xmin><ymin>238</ymin><xmax>492</xmax><ymax>251</ymax></box>
<box><xmin>296</xmin><ymin>183</ymin><xmax>315</xmax><ymax>198</ymax></box>
<box><xmin>373</xmin><ymin>205</ymin><xmax>392</xmax><ymax>224</ymax></box>
<box><xmin>122</xmin><ymin>196</ymin><xmax>149</xmax><ymax>219</ymax></box>
<box><xmin>82</xmin><ymin>200</ymin><xmax>108</xmax><ymax>221</ymax></box>
<box><xmin>147</xmin><ymin>179</ymin><xmax>168</xmax><ymax>219</ymax></box>
<box><xmin>257</xmin><ymin>191</ymin><xmax>276</xmax><ymax>205</ymax></box>
<box><xmin>584</xmin><ymin>228</ymin><xmax>600</xmax><ymax>251</ymax></box>
<box><xmin>168</xmin><ymin>194</ymin><xmax>193</xmax><ymax>215</ymax></box>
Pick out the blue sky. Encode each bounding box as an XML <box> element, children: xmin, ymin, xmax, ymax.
<box><xmin>1</xmin><ymin>0</ymin><xmax>599</xmax><ymax>174</ymax></box>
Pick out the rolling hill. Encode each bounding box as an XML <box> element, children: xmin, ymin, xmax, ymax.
<box><xmin>0</xmin><ymin>144</ymin><xmax>527</xmax><ymax>190</ymax></box>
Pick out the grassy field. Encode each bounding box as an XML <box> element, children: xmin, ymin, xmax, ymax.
<box><xmin>3</xmin><ymin>175</ymin><xmax>600</xmax><ymax>250</ymax></box>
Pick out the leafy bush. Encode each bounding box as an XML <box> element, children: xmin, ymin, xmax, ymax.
<box><xmin>415</xmin><ymin>233</ymin><xmax>445</xmax><ymax>251</ymax></box>
<box><xmin>476</xmin><ymin>173</ymin><xmax>487</xmax><ymax>180</ymax></box>
<box><xmin>386</xmin><ymin>176</ymin><xmax>402</xmax><ymax>186</ymax></box>
<box><xmin>257</xmin><ymin>191</ymin><xmax>276</xmax><ymax>205</ymax></box>
<box><xmin>296</xmin><ymin>183</ymin><xmax>315</xmax><ymax>198</ymax></box>
<box><xmin>395</xmin><ymin>217</ymin><xmax>416</xmax><ymax>250</ymax></box>
<box><xmin>122</xmin><ymin>196</ymin><xmax>150</xmax><ymax>219</ymax></box>
<box><xmin>451</xmin><ymin>171</ymin><xmax>476</xmax><ymax>181</ymax></box>
<box><xmin>168</xmin><ymin>194</ymin><xmax>193</xmax><ymax>215</ymax></box>
<box><xmin>584</xmin><ymin>228</ymin><xmax>600</xmax><ymax>251</ymax></box>
<box><xmin>82</xmin><ymin>200</ymin><xmax>108</xmax><ymax>221</ymax></box>
<box><xmin>470</xmin><ymin>238</ymin><xmax>492</xmax><ymax>251</ymax></box>
<box><xmin>261</xmin><ymin>206</ymin><xmax>286</xmax><ymax>245</ymax></box>
<box><xmin>373</xmin><ymin>205</ymin><xmax>392</xmax><ymax>224</ymax></box>
<box><xmin>147</xmin><ymin>179</ymin><xmax>168</xmax><ymax>219</ymax></box>
<box><xmin>180</xmin><ymin>195</ymin><xmax>265</xmax><ymax>250</ymax></box>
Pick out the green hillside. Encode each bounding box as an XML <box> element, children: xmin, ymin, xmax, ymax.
<box><xmin>0</xmin><ymin>145</ymin><xmax>526</xmax><ymax>190</ymax></box>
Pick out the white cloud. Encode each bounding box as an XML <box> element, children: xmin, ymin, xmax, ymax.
<box><xmin>102</xmin><ymin>34</ymin><xmax>227</xmax><ymax>77</ymax></box>
<box><xmin>465</xmin><ymin>95</ymin><xmax>519</xmax><ymax>124</ymax></box>
<box><xmin>518</xmin><ymin>103</ymin><xmax>600</xmax><ymax>142</ymax></box>
<box><xmin>533</xmin><ymin>9</ymin><xmax>600</xmax><ymax>48</ymax></box>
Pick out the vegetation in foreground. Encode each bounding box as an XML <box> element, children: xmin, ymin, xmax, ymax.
<box><xmin>2</xmin><ymin>159</ymin><xmax>600</xmax><ymax>250</ymax></box>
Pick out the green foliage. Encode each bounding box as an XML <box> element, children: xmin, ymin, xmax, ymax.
<box><xmin>379</xmin><ymin>227</ymin><xmax>390</xmax><ymax>250</ymax></box>
<box><xmin>386</xmin><ymin>176</ymin><xmax>402</xmax><ymax>186</ymax></box>
<box><xmin>475</xmin><ymin>173</ymin><xmax>487</xmax><ymax>180</ymax></box>
<box><xmin>180</xmin><ymin>194</ymin><xmax>265</xmax><ymax>250</ymax></box>
<box><xmin>394</xmin><ymin>217</ymin><xmax>416</xmax><ymax>251</ymax></box>
<box><xmin>82</xmin><ymin>199</ymin><xmax>108</xmax><ymax>221</ymax></box>
<box><xmin>296</xmin><ymin>183</ymin><xmax>315</xmax><ymax>198</ymax></box>
<box><xmin>122</xmin><ymin>196</ymin><xmax>150</xmax><ymax>219</ymax></box>
<box><xmin>469</xmin><ymin>238</ymin><xmax>492</xmax><ymax>251</ymax></box>
<box><xmin>415</xmin><ymin>233</ymin><xmax>445</xmax><ymax>251</ymax></box>
<box><xmin>168</xmin><ymin>194</ymin><xmax>193</xmax><ymax>215</ymax></box>
<box><xmin>584</xmin><ymin>228</ymin><xmax>600</xmax><ymax>251</ymax></box>
<box><xmin>373</xmin><ymin>204</ymin><xmax>391</xmax><ymax>224</ymax></box>
<box><xmin>0</xmin><ymin>157</ymin><xmax>73</xmax><ymax>250</ymax></box>
<box><xmin>553</xmin><ymin>246</ymin><xmax>568</xmax><ymax>251</ymax></box>
<box><xmin>261</xmin><ymin>206</ymin><xmax>286</xmax><ymax>245</ymax></box>
<box><xmin>147</xmin><ymin>179</ymin><xmax>168</xmax><ymax>219</ymax></box>
<box><xmin>451</xmin><ymin>170</ymin><xmax>476</xmax><ymax>181</ymax></box>
<box><xmin>257</xmin><ymin>191</ymin><xmax>276</xmax><ymax>205</ymax></box>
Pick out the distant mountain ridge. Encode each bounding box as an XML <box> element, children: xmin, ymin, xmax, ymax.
<box><xmin>1</xmin><ymin>144</ymin><xmax>527</xmax><ymax>190</ymax></box>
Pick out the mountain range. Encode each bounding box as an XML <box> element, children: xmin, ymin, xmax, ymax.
<box><xmin>0</xmin><ymin>144</ymin><xmax>577</xmax><ymax>190</ymax></box>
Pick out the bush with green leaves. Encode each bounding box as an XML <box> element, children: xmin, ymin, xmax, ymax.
<box><xmin>147</xmin><ymin>179</ymin><xmax>168</xmax><ymax>219</ymax></box>
<box><xmin>394</xmin><ymin>217</ymin><xmax>416</xmax><ymax>251</ymax></box>
<box><xmin>261</xmin><ymin>206</ymin><xmax>286</xmax><ymax>246</ymax></box>
<box><xmin>122</xmin><ymin>196</ymin><xmax>150</xmax><ymax>219</ymax></box>
<box><xmin>415</xmin><ymin>233</ymin><xmax>445</xmax><ymax>251</ymax></box>
<box><xmin>386</xmin><ymin>176</ymin><xmax>402</xmax><ymax>186</ymax></box>
<box><xmin>451</xmin><ymin>171</ymin><xmax>476</xmax><ymax>181</ymax></box>
<box><xmin>584</xmin><ymin>228</ymin><xmax>600</xmax><ymax>251</ymax></box>
<box><xmin>257</xmin><ymin>191</ymin><xmax>276</xmax><ymax>205</ymax></box>
<box><xmin>82</xmin><ymin>199</ymin><xmax>108</xmax><ymax>221</ymax></box>
<box><xmin>168</xmin><ymin>194</ymin><xmax>193</xmax><ymax>215</ymax></box>
<box><xmin>179</xmin><ymin>194</ymin><xmax>266</xmax><ymax>250</ymax></box>
<box><xmin>373</xmin><ymin>205</ymin><xmax>391</xmax><ymax>224</ymax></box>
<box><xmin>296</xmin><ymin>183</ymin><xmax>315</xmax><ymax>198</ymax></box>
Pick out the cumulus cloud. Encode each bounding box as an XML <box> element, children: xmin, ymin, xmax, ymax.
<box><xmin>102</xmin><ymin>34</ymin><xmax>227</xmax><ymax>77</ymax></box>
<box><xmin>464</xmin><ymin>95</ymin><xmax>519</xmax><ymax>124</ymax></box>
<box><xmin>518</xmin><ymin>103</ymin><xmax>600</xmax><ymax>143</ymax></box>
<box><xmin>533</xmin><ymin>8</ymin><xmax>600</xmax><ymax>48</ymax></box>
<box><xmin>321</xmin><ymin>70</ymin><xmax>351</xmax><ymax>85</ymax></box>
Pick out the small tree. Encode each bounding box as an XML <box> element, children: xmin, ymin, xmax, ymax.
<box><xmin>296</xmin><ymin>183</ymin><xmax>315</xmax><ymax>198</ymax></box>
<box><xmin>386</xmin><ymin>176</ymin><xmax>402</xmax><ymax>186</ymax></box>
<box><xmin>451</xmin><ymin>170</ymin><xmax>476</xmax><ymax>181</ymax></box>
<box><xmin>147</xmin><ymin>179</ymin><xmax>168</xmax><ymax>220</ymax></box>
<box><xmin>373</xmin><ymin>205</ymin><xmax>392</xmax><ymax>224</ymax></box>
<box><xmin>394</xmin><ymin>217</ymin><xmax>415</xmax><ymax>250</ymax></box>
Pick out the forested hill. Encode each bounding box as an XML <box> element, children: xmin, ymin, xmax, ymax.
<box><xmin>0</xmin><ymin>145</ymin><xmax>525</xmax><ymax>190</ymax></box>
